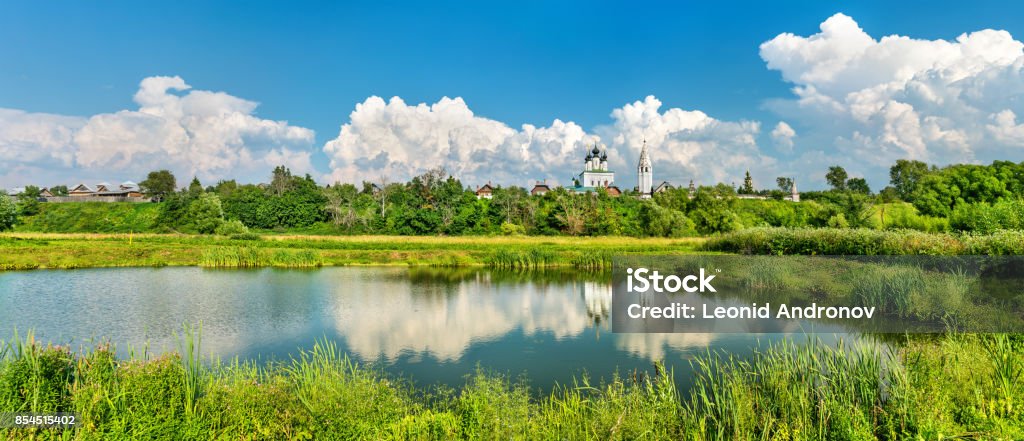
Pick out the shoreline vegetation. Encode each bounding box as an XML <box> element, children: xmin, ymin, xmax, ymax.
<box><xmin>3</xmin><ymin>227</ymin><xmax>1024</xmax><ymax>271</ymax></box>
<box><xmin>0</xmin><ymin>233</ymin><xmax>705</xmax><ymax>271</ymax></box>
<box><xmin>1</xmin><ymin>331</ymin><xmax>1021</xmax><ymax>439</ymax></box>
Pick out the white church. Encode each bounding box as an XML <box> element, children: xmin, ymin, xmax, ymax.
<box><xmin>521</xmin><ymin>139</ymin><xmax>802</xmax><ymax>202</ymax></box>
<box><xmin>544</xmin><ymin>140</ymin><xmax>658</xmax><ymax>198</ymax></box>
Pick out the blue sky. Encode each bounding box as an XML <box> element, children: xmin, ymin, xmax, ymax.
<box><xmin>3</xmin><ymin>1</ymin><xmax>1024</xmax><ymax>190</ymax></box>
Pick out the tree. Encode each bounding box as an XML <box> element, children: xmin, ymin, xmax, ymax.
<box><xmin>17</xmin><ymin>186</ymin><xmax>42</xmax><ymax>216</ymax></box>
<box><xmin>188</xmin><ymin>177</ymin><xmax>204</xmax><ymax>194</ymax></box>
<box><xmin>825</xmin><ymin>166</ymin><xmax>848</xmax><ymax>191</ymax></box>
<box><xmin>140</xmin><ymin>170</ymin><xmax>177</xmax><ymax>200</ymax></box>
<box><xmin>270</xmin><ymin>166</ymin><xmax>294</xmax><ymax>196</ymax></box>
<box><xmin>553</xmin><ymin>191</ymin><xmax>591</xmax><ymax>235</ymax></box>
<box><xmin>846</xmin><ymin>177</ymin><xmax>871</xmax><ymax>195</ymax></box>
<box><xmin>188</xmin><ymin>193</ymin><xmax>225</xmax><ymax>234</ymax></box>
<box><xmin>741</xmin><ymin>171</ymin><xmax>754</xmax><ymax>194</ymax></box>
<box><xmin>324</xmin><ymin>183</ymin><xmax>361</xmax><ymax>228</ymax></box>
<box><xmin>776</xmin><ymin>177</ymin><xmax>793</xmax><ymax>192</ymax></box>
<box><xmin>50</xmin><ymin>185</ymin><xmax>68</xmax><ymax>196</ymax></box>
<box><xmin>0</xmin><ymin>194</ymin><xmax>17</xmax><ymax>231</ymax></box>
<box><xmin>889</xmin><ymin>159</ymin><xmax>930</xmax><ymax>200</ymax></box>
<box><xmin>640</xmin><ymin>203</ymin><xmax>695</xmax><ymax>237</ymax></box>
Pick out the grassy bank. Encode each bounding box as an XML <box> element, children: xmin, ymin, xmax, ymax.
<box><xmin>0</xmin><ymin>333</ymin><xmax>1020</xmax><ymax>440</ymax></box>
<box><xmin>0</xmin><ymin>233</ymin><xmax>704</xmax><ymax>270</ymax></box>
<box><xmin>704</xmin><ymin>227</ymin><xmax>1024</xmax><ymax>255</ymax></box>
<box><xmin>13</xmin><ymin>202</ymin><xmax>161</xmax><ymax>234</ymax></box>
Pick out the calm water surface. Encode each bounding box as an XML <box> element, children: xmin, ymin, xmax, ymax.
<box><xmin>0</xmin><ymin>267</ymin><xmax>857</xmax><ymax>391</ymax></box>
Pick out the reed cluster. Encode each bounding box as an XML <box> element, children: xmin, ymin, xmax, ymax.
<box><xmin>199</xmin><ymin>247</ymin><xmax>323</xmax><ymax>268</ymax></box>
<box><xmin>1</xmin><ymin>332</ymin><xmax>1021</xmax><ymax>439</ymax></box>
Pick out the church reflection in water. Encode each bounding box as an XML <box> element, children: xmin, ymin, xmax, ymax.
<box><xmin>325</xmin><ymin>267</ymin><xmax>719</xmax><ymax>364</ymax></box>
<box><xmin>579</xmin><ymin>280</ymin><xmax>612</xmax><ymax>325</ymax></box>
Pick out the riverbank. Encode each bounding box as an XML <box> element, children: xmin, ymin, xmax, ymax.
<box><xmin>704</xmin><ymin>227</ymin><xmax>1024</xmax><ymax>255</ymax></box>
<box><xmin>1</xmin><ymin>332</ymin><xmax>1020</xmax><ymax>439</ymax></box>
<box><xmin>0</xmin><ymin>233</ymin><xmax>704</xmax><ymax>270</ymax></box>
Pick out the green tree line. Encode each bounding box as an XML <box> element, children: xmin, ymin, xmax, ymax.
<box><xmin>2</xmin><ymin>159</ymin><xmax>1023</xmax><ymax>235</ymax></box>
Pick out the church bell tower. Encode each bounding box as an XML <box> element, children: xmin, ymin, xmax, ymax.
<box><xmin>637</xmin><ymin>139</ymin><xmax>653</xmax><ymax>199</ymax></box>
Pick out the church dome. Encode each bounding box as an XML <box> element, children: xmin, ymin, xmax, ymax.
<box><xmin>591</xmin><ymin>145</ymin><xmax>601</xmax><ymax>156</ymax></box>
<box><xmin>585</xmin><ymin>153</ymin><xmax>593</xmax><ymax>162</ymax></box>
<box><xmin>600</xmin><ymin>151</ymin><xmax>608</xmax><ymax>161</ymax></box>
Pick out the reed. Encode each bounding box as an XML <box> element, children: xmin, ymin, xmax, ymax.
<box><xmin>1</xmin><ymin>332</ymin><xmax>1021</xmax><ymax>439</ymax></box>
<box><xmin>199</xmin><ymin>246</ymin><xmax>323</xmax><ymax>268</ymax></box>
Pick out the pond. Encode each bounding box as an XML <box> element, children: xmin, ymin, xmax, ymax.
<box><xmin>0</xmin><ymin>266</ymin><xmax>858</xmax><ymax>391</ymax></box>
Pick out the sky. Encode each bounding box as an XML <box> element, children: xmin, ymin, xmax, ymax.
<box><xmin>3</xmin><ymin>1</ymin><xmax>1024</xmax><ymax>191</ymax></box>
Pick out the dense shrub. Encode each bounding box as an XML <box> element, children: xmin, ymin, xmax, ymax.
<box><xmin>0</xmin><ymin>343</ymin><xmax>73</xmax><ymax>412</ymax></box>
<box><xmin>701</xmin><ymin>227</ymin><xmax>1017</xmax><ymax>255</ymax></box>
<box><xmin>214</xmin><ymin>219</ymin><xmax>249</xmax><ymax>236</ymax></box>
<box><xmin>187</xmin><ymin>193</ymin><xmax>225</xmax><ymax>234</ymax></box>
<box><xmin>876</xmin><ymin>202</ymin><xmax>949</xmax><ymax>233</ymax></box>
<box><xmin>949</xmin><ymin>199</ymin><xmax>1024</xmax><ymax>233</ymax></box>
<box><xmin>0</xmin><ymin>194</ymin><xmax>17</xmax><ymax>232</ymax></box>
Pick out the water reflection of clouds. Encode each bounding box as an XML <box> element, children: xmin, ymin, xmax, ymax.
<box><xmin>326</xmin><ymin>270</ymin><xmax>722</xmax><ymax>363</ymax></box>
<box><xmin>1</xmin><ymin>267</ymin><xmax>724</xmax><ymax>364</ymax></box>
<box><xmin>329</xmin><ymin>270</ymin><xmax>599</xmax><ymax>361</ymax></box>
<box><xmin>613</xmin><ymin>334</ymin><xmax>714</xmax><ymax>361</ymax></box>
<box><xmin>0</xmin><ymin>268</ymin><xmax>325</xmax><ymax>358</ymax></box>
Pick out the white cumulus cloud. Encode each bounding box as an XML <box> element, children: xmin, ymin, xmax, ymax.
<box><xmin>771</xmin><ymin>121</ymin><xmax>796</xmax><ymax>151</ymax></box>
<box><xmin>596</xmin><ymin>96</ymin><xmax>769</xmax><ymax>186</ymax></box>
<box><xmin>322</xmin><ymin>96</ymin><xmax>598</xmax><ymax>187</ymax></box>
<box><xmin>323</xmin><ymin>95</ymin><xmax>769</xmax><ymax>188</ymax></box>
<box><xmin>0</xmin><ymin>76</ymin><xmax>316</xmax><ymax>188</ymax></box>
<box><xmin>761</xmin><ymin>13</ymin><xmax>1024</xmax><ymax>183</ymax></box>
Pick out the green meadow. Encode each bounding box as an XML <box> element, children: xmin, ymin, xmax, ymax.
<box><xmin>0</xmin><ymin>232</ymin><xmax>704</xmax><ymax>270</ymax></box>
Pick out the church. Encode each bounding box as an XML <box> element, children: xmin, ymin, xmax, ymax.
<box><xmin>558</xmin><ymin>141</ymin><xmax>658</xmax><ymax>198</ymax></box>
<box><xmin>568</xmin><ymin>144</ymin><xmax>621</xmax><ymax>196</ymax></box>
<box><xmin>578</xmin><ymin>145</ymin><xmax>613</xmax><ymax>187</ymax></box>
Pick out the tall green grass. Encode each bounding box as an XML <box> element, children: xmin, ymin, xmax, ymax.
<box><xmin>483</xmin><ymin>248</ymin><xmax>612</xmax><ymax>270</ymax></box>
<box><xmin>1</xmin><ymin>333</ymin><xmax>1021</xmax><ymax>439</ymax></box>
<box><xmin>199</xmin><ymin>246</ymin><xmax>323</xmax><ymax>268</ymax></box>
<box><xmin>705</xmin><ymin>227</ymin><xmax>1024</xmax><ymax>255</ymax></box>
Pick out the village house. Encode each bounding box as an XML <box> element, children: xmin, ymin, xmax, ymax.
<box><xmin>530</xmin><ymin>181</ymin><xmax>551</xmax><ymax>196</ymax></box>
<box><xmin>68</xmin><ymin>181</ymin><xmax>143</xmax><ymax>198</ymax></box>
<box><xmin>475</xmin><ymin>183</ymin><xmax>494</xmax><ymax>199</ymax></box>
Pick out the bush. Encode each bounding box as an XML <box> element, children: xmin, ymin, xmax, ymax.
<box><xmin>704</xmin><ymin>227</ymin><xmax>971</xmax><ymax>255</ymax></box>
<box><xmin>950</xmin><ymin>199</ymin><xmax>1024</xmax><ymax>233</ymax></box>
<box><xmin>188</xmin><ymin>193</ymin><xmax>225</xmax><ymax>234</ymax></box>
<box><xmin>0</xmin><ymin>194</ymin><xmax>16</xmax><ymax>231</ymax></box>
<box><xmin>827</xmin><ymin>213</ymin><xmax>849</xmax><ymax>229</ymax></box>
<box><xmin>642</xmin><ymin>204</ymin><xmax>697</xmax><ymax>237</ymax></box>
<box><xmin>877</xmin><ymin>203</ymin><xmax>949</xmax><ymax>233</ymax></box>
<box><xmin>499</xmin><ymin>222</ymin><xmax>526</xmax><ymax>236</ymax></box>
<box><xmin>0</xmin><ymin>343</ymin><xmax>74</xmax><ymax>412</ymax></box>
<box><xmin>215</xmin><ymin>219</ymin><xmax>249</xmax><ymax>236</ymax></box>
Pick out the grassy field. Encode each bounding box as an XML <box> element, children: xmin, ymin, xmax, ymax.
<box><xmin>0</xmin><ymin>332</ymin><xmax>1020</xmax><ymax>440</ymax></box>
<box><xmin>6</xmin><ymin>226</ymin><xmax>1024</xmax><ymax>270</ymax></box>
<box><xmin>0</xmin><ymin>233</ymin><xmax>705</xmax><ymax>270</ymax></box>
